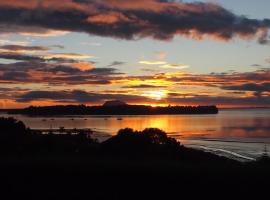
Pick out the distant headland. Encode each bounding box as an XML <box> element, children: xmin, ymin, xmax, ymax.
<box><xmin>8</xmin><ymin>100</ymin><xmax>219</xmax><ymax>116</ymax></box>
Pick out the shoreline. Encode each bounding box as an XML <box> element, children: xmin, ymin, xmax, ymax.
<box><xmin>1</xmin><ymin>117</ymin><xmax>270</xmax><ymax>199</ymax></box>
<box><xmin>31</xmin><ymin>128</ymin><xmax>261</xmax><ymax>162</ymax></box>
<box><xmin>1</xmin><ymin>114</ymin><xmax>269</xmax><ymax>163</ymax></box>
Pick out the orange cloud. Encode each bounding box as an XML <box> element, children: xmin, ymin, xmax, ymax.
<box><xmin>87</xmin><ymin>12</ymin><xmax>131</xmax><ymax>24</ymax></box>
<box><xmin>0</xmin><ymin>0</ymin><xmax>269</xmax><ymax>43</ymax></box>
<box><xmin>71</xmin><ymin>62</ymin><xmax>95</xmax><ymax>71</ymax></box>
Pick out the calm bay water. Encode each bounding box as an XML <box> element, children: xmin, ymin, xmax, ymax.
<box><xmin>1</xmin><ymin>109</ymin><xmax>270</xmax><ymax>161</ymax></box>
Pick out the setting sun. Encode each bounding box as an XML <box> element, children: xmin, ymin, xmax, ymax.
<box><xmin>144</xmin><ymin>90</ymin><xmax>167</xmax><ymax>100</ymax></box>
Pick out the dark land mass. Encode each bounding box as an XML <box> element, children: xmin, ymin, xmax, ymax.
<box><xmin>7</xmin><ymin>104</ymin><xmax>219</xmax><ymax>116</ymax></box>
<box><xmin>0</xmin><ymin>109</ymin><xmax>15</xmax><ymax>113</ymax></box>
<box><xmin>0</xmin><ymin>117</ymin><xmax>269</xmax><ymax>199</ymax></box>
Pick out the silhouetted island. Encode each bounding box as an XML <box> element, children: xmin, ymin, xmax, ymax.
<box><xmin>8</xmin><ymin>101</ymin><xmax>219</xmax><ymax>115</ymax></box>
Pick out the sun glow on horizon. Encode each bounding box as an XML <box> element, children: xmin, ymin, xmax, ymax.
<box><xmin>143</xmin><ymin>90</ymin><xmax>167</xmax><ymax>100</ymax></box>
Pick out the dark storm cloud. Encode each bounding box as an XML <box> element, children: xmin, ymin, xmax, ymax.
<box><xmin>167</xmin><ymin>94</ymin><xmax>270</xmax><ymax>107</ymax></box>
<box><xmin>0</xmin><ymin>61</ymin><xmax>46</xmax><ymax>72</ymax></box>
<box><xmin>0</xmin><ymin>0</ymin><xmax>269</xmax><ymax>43</ymax></box>
<box><xmin>48</xmin><ymin>65</ymin><xmax>82</xmax><ymax>74</ymax></box>
<box><xmin>222</xmin><ymin>82</ymin><xmax>270</xmax><ymax>97</ymax></box>
<box><xmin>0</xmin><ymin>87</ymin><xmax>30</xmax><ymax>99</ymax></box>
<box><xmin>48</xmin><ymin>65</ymin><xmax>122</xmax><ymax>76</ymax></box>
<box><xmin>17</xmin><ymin>91</ymin><xmax>74</xmax><ymax>102</ymax></box>
<box><xmin>0</xmin><ymin>51</ymin><xmax>61</xmax><ymax>62</ymax></box>
<box><xmin>87</xmin><ymin>67</ymin><xmax>122</xmax><ymax>75</ymax></box>
<box><xmin>0</xmin><ymin>52</ymin><xmax>44</xmax><ymax>61</ymax></box>
<box><xmin>165</xmin><ymin>69</ymin><xmax>270</xmax><ymax>85</ymax></box>
<box><xmin>0</xmin><ymin>71</ymin><xmax>30</xmax><ymax>82</ymax></box>
<box><xmin>0</xmin><ymin>24</ymin><xmax>61</xmax><ymax>36</ymax></box>
<box><xmin>47</xmin><ymin>75</ymin><xmax>112</xmax><ymax>85</ymax></box>
<box><xmin>17</xmin><ymin>90</ymin><xmax>150</xmax><ymax>103</ymax></box>
<box><xmin>0</xmin><ymin>50</ymin><xmax>92</xmax><ymax>63</ymax></box>
<box><xmin>0</xmin><ymin>59</ymin><xmax>121</xmax><ymax>85</ymax></box>
<box><xmin>222</xmin><ymin>83</ymin><xmax>270</xmax><ymax>93</ymax></box>
<box><xmin>0</xmin><ymin>45</ymin><xmax>49</xmax><ymax>52</ymax></box>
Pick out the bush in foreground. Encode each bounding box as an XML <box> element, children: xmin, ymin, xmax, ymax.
<box><xmin>101</xmin><ymin>128</ymin><xmax>181</xmax><ymax>158</ymax></box>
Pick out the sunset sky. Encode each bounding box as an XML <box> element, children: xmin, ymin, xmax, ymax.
<box><xmin>0</xmin><ymin>0</ymin><xmax>270</xmax><ymax>108</ymax></box>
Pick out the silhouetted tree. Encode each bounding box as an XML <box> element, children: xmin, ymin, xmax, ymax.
<box><xmin>0</xmin><ymin>117</ymin><xmax>28</xmax><ymax>137</ymax></box>
<box><xmin>101</xmin><ymin>128</ymin><xmax>181</xmax><ymax>158</ymax></box>
<box><xmin>0</xmin><ymin>117</ymin><xmax>30</xmax><ymax>153</ymax></box>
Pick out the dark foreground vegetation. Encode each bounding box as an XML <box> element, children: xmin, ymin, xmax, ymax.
<box><xmin>8</xmin><ymin>104</ymin><xmax>219</xmax><ymax>115</ymax></box>
<box><xmin>0</xmin><ymin>117</ymin><xmax>270</xmax><ymax>199</ymax></box>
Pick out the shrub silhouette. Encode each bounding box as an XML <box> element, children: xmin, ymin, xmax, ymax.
<box><xmin>0</xmin><ymin>117</ymin><xmax>97</xmax><ymax>154</ymax></box>
<box><xmin>101</xmin><ymin>128</ymin><xmax>181</xmax><ymax>158</ymax></box>
<box><xmin>0</xmin><ymin>117</ymin><xmax>30</xmax><ymax>152</ymax></box>
<box><xmin>0</xmin><ymin>117</ymin><xmax>28</xmax><ymax>137</ymax></box>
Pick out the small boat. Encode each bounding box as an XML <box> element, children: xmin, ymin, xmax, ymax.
<box><xmin>117</xmin><ymin>118</ymin><xmax>123</xmax><ymax>121</ymax></box>
<box><xmin>42</xmin><ymin>119</ymin><xmax>47</xmax><ymax>122</ymax></box>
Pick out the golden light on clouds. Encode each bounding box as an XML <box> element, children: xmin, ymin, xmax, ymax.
<box><xmin>143</xmin><ymin>90</ymin><xmax>167</xmax><ymax>100</ymax></box>
<box><xmin>160</xmin><ymin>64</ymin><xmax>190</xmax><ymax>70</ymax></box>
<box><xmin>42</xmin><ymin>53</ymin><xmax>94</xmax><ymax>60</ymax></box>
<box><xmin>0</xmin><ymin>39</ymin><xmax>29</xmax><ymax>46</ymax></box>
<box><xmin>139</xmin><ymin>60</ymin><xmax>190</xmax><ymax>70</ymax></box>
<box><xmin>71</xmin><ymin>62</ymin><xmax>94</xmax><ymax>71</ymax></box>
<box><xmin>20</xmin><ymin>30</ymin><xmax>69</xmax><ymax>37</ymax></box>
<box><xmin>121</xmin><ymin>79</ymin><xmax>171</xmax><ymax>88</ymax></box>
<box><xmin>139</xmin><ymin>60</ymin><xmax>167</xmax><ymax>65</ymax></box>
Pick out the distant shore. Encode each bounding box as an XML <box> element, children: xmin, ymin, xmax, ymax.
<box><xmin>2</xmin><ymin>106</ymin><xmax>270</xmax><ymax>113</ymax></box>
<box><xmin>6</xmin><ymin>104</ymin><xmax>219</xmax><ymax>115</ymax></box>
